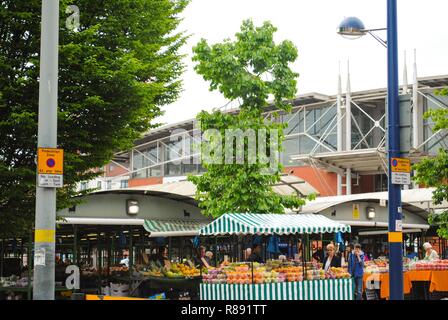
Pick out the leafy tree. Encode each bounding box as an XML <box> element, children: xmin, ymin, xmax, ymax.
<box><xmin>0</xmin><ymin>0</ymin><xmax>188</xmax><ymax>237</ymax></box>
<box><xmin>188</xmin><ymin>20</ymin><xmax>306</xmax><ymax>218</ymax></box>
<box><xmin>413</xmin><ymin>102</ymin><xmax>448</xmax><ymax>239</ymax></box>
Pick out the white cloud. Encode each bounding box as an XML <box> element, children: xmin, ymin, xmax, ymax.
<box><xmin>159</xmin><ymin>0</ymin><xmax>448</xmax><ymax>125</ymax></box>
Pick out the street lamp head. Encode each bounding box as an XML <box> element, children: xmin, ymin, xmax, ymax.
<box><xmin>337</xmin><ymin>16</ymin><xmax>366</xmax><ymax>39</ymax></box>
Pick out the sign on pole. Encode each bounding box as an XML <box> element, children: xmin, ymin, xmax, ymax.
<box><xmin>391</xmin><ymin>157</ymin><xmax>411</xmax><ymax>185</ymax></box>
<box><xmin>37</xmin><ymin>148</ymin><xmax>64</xmax><ymax>188</ymax></box>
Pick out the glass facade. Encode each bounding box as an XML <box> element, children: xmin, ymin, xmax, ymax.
<box><xmin>423</xmin><ymin>93</ymin><xmax>448</xmax><ymax>154</ymax></box>
<box><xmin>128</xmin><ymin>91</ymin><xmax>446</xmax><ymax>177</ymax></box>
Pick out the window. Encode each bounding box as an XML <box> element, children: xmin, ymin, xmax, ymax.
<box><xmin>120</xmin><ymin>180</ymin><xmax>128</xmax><ymax>189</ymax></box>
<box><xmin>97</xmin><ymin>181</ymin><xmax>102</xmax><ymax>189</ymax></box>
<box><xmin>106</xmin><ymin>181</ymin><xmax>112</xmax><ymax>190</ymax></box>
<box><xmin>374</xmin><ymin>174</ymin><xmax>388</xmax><ymax>192</ymax></box>
<box><xmin>80</xmin><ymin>182</ymin><xmax>87</xmax><ymax>191</ymax></box>
<box><xmin>109</xmin><ymin>164</ymin><xmax>115</xmax><ymax>172</ymax></box>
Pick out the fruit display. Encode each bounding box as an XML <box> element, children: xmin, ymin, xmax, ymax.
<box><xmin>142</xmin><ymin>262</ymin><xmax>200</xmax><ymax>278</ymax></box>
<box><xmin>272</xmin><ymin>266</ymin><xmax>303</xmax><ymax>282</ymax></box>
<box><xmin>409</xmin><ymin>259</ymin><xmax>448</xmax><ymax>271</ymax></box>
<box><xmin>364</xmin><ymin>260</ymin><xmax>389</xmax><ymax>273</ymax></box>
<box><xmin>202</xmin><ymin>261</ymin><xmax>305</xmax><ymax>284</ymax></box>
<box><xmin>305</xmin><ymin>261</ymin><xmax>323</xmax><ymax>270</ymax></box>
<box><xmin>326</xmin><ymin>267</ymin><xmax>351</xmax><ymax>279</ymax></box>
<box><xmin>109</xmin><ymin>266</ymin><xmax>129</xmax><ymax>273</ymax></box>
<box><xmin>306</xmin><ymin>269</ymin><xmax>326</xmax><ymax>280</ymax></box>
<box><xmin>171</xmin><ymin>263</ymin><xmax>200</xmax><ymax>277</ymax></box>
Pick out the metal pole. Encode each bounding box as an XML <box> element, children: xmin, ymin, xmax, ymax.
<box><xmin>387</xmin><ymin>0</ymin><xmax>404</xmax><ymax>300</ymax></box>
<box><xmin>337</xmin><ymin>64</ymin><xmax>343</xmax><ymax>195</ymax></box>
<box><xmin>346</xmin><ymin>61</ymin><xmax>352</xmax><ymax>152</ymax></box>
<box><xmin>33</xmin><ymin>0</ymin><xmax>59</xmax><ymax>300</ymax></box>
<box><xmin>27</xmin><ymin>231</ymin><xmax>32</xmax><ymax>300</ymax></box>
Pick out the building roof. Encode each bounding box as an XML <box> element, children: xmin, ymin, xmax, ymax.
<box><xmin>298</xmin><ymin>187</ymin><xmax>447</xmax><ymax>220</ymax></box>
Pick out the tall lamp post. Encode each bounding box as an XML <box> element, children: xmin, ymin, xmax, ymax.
<box><xmin>337</xmin><ymin>1</ymin><xmax>404</xmax><ymax>300</ymax></box>
<box><xmin>33</xmin><ymin>0</ymin><xmax>60</xmax><ymax>300</ymax></box>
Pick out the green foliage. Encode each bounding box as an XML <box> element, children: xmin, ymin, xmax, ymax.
<box><xmin>413</xmin><ymin>105</ymin><xmax>448</xmax><ymax>239</ymax></box>
<box><xmin>0</xmin><ymin>0</ymin><xmax>188</xmax><ymax>237</ymax></box>
<box><xmin>188</xmin><ymin>20</ymin><xmax>304</xmax><ymax>218</ymax></box>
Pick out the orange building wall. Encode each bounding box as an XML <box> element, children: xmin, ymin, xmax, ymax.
<box><xmin>285</xmin><ymin>166</ymin><xmax>376</xmax><ymax>196</ymax></box>
<box><xmin>285</xmin><ymin>166</ymin><xmax>338</xmax><ymax>197</ymax></box>
<box><xmin>128</xmin><ymin>177</ymin><xmax>163</xmax><ymax>187</ymax></box>
<box><xmin>104</xmin><ymin>163</ymin><xmax>130</xmax><ymax>177</ymax></box>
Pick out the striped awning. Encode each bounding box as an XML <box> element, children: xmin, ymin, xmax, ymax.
<box><xmin>199</xmin><ymin>213</ymin><xmax>351</xmax><ymax>236</ymax></box>
<box><xmin>143</xmin><ymin>219</ymin><xmax>210</xmax><ymax>237</ymax></box>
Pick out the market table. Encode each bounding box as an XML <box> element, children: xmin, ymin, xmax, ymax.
<box><xmin>363</xmin><ymin>270</ymin><xmax>448</xmax><ymax>299</ymax></box>
<box><xmin>200</xmin><ymin>279</ymin><xmax>354</xmax><ymax>300</ymax></box>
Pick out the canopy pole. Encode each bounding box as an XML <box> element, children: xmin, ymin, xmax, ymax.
<box><xmin>214</xmin><ymin>237</ymin><xmax>217</xmax><ymax>267</ymax></box>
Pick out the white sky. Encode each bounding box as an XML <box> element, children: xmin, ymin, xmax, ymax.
<box><xmin>158</xmin><ymin>0</ymin><xmax>448</xmax><ymax>125</ymax></box>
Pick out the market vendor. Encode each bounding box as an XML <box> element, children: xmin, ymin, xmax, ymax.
<box><xmin>193</xmin><ymin>246</ymin><xmax>207</xmax><ymax>267</ymax></box>
<box><xmin>322</xmin><ymin>243</ymin><xmax>341</xmax><ymax>272</ymax></box>
<box><xmin>149</xmin><ymin>246</ymin><xmax>171</xmax><ymax>269</ymax></box>
<box><xmin>247</xmin><ymin>244</ymin><xmax>264</xmax><ymax>263</ymax></box>
<box><xmin>423</xmin><ymin>242</ymin><xmax>439</xmax><ymax>261</ymax></box>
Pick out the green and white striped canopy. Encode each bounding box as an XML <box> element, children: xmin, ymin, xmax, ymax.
<box><xmin>199</xmin><ymin>213</ymin><xmax>351</xmax><ymax>236</ymax></box>
<box><xmin>143</xmin><ymin>219</ymin><xmax>210</xmax><ymax>237</ymax></box>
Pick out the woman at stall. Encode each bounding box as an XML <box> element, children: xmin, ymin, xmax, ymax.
<box><xmin>322</xmin><ymin>243</ymin><xmax>341</xmax><ymax>272</ymax></box>
<box><xmin>423</xmin><ymin>242</ymin><xmax>439</xmax><ymax>261</ymax></box>
<box><xmin>149</xmin><ymin>246</ymin><xmax>171</xmax><ymax>269</ymax></box>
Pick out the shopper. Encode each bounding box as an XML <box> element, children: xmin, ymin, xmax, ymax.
<box><xmin>423</xmin><ymin>242</ymin><xmax>439</xmax><ymax>261</ymax></box>
<box><xmin>119</xmin><ymin>250</ymin><xmax>129</xmax><ymax>267</ymax></box>
<box><xmin>322</xmin><ymin>243</ymin><xmax>341</xmax><ymax>272</ymax></box>
<box><xmin>348</xmin><ymin>243</ymin><xmax>365</xmax><ymax>300</ymax></box>
<box><xmin>342</xmin><ymin>243</ymin><xmax>353</xmax><ymax>267</ymax></box>
<box><xmin>248</xmin><ymin>244</ymin><xmax>264</xmax><ymax>263</ymax></box>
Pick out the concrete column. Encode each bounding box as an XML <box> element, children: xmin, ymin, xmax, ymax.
<box><xmin>346</xmin><ymin>168</ymin><xmax>352</xmax><ymax>195</ymax></box>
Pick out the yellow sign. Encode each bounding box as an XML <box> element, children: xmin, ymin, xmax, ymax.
<box><xmin>38</xmin><ymin>148</ymin><xmax>63</xmax><ymax>174</ymax></box>
<box><xmin>391</xmin><ymin>157</ymin><xmax>410</xmax><ymax>173</ymax></box>
<box><xmin>352</xmin><ymin>204</ymin><xmax>360</xmax><ymax>220</ymax></box>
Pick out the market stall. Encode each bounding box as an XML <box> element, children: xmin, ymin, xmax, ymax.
<box><xmin>198</xmin><ymin>213</ymin><xmax>354</xmax><ymax>300</ymax></box>
<box><xmin>363</xmin><ymin>258</ymin><xmax>448</xmax><ymax>299</ymax></box>
<box><xmin>53</xmin><ymin>217</ymin><xmax>210</xmax><ymax>299</ymax></box>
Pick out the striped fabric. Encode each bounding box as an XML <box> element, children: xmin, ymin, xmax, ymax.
<box><xmin>143</xmin><ymin>219</ymin><xmax>209</xmax><ymax>233</ymax></box>
<box><xmin>199</xmin><ymin>213</ymin><xmax>351</xmax><ymax>235</ymax></box>
<box><xmin>200</xmin><ymin>279</ymin><xmax>354</xmax><ymax>300</ymax></box>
